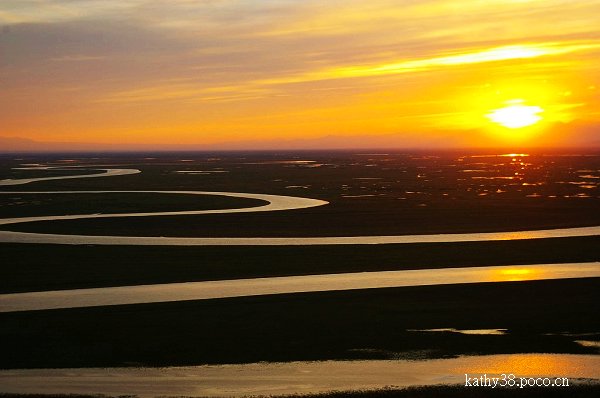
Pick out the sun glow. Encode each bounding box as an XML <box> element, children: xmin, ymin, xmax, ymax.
<box><xmin>446</xmin><ymin>80</ymin><xmax>576</xmax><ymax>146</ymax></box>
<box><xmin>489</xmin><ymin>267</ymin><xmax>539</xmax><ymax>282</ymax></box>
<box><xmin>486</xmin><ymin>100</ymin><xmax>544</xmax><ymax>129</ymax></box>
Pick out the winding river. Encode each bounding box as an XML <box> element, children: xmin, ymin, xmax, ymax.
<box><xmin>1</xmin><ymin>166</ymin><xmax>599</xmax><ymax>393</ymax></box>
<box><xmin>0</xmin><ymin>354</ymin><xmax>598</xmax><ymax>397</ymax></box>
<box><xmin>0</xmin><ymin>165</ymin><xmax>598</xmax><ymax>313</ymax></box>
<box><xmin>1</xmin><ymin>262</ymin><xmax>599</xmax><ymax>313</ymax></box>
<box><xmin>0</xmin><ymin>166</ymin><xmax>599</xmax><ymax>246</ymax></box>
<box><xmin>0</xmin><ymin>167</ymin><xmax>140</xmax><ymax>186</ymax></box>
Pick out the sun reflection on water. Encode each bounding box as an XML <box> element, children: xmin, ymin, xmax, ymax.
<box><xmin>450</xmin><ymin>354</ymin><xmax>590</xmax><ymax>377</ymax></box>
<box><xmin>498</xmin><ymin>268</ymin><xmax>534</xmax><ymax>281</ymax></box>
<box><xmin>488</xmin><ymin>266</ymin><xmax>541</xmax><ymax>282</ymax></box>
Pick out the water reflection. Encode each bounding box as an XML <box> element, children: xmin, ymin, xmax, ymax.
<box><xmin>0</xmin><ymin>354</ymin><xmax>597</xmax><ymax>397</ymax></box>
<box><xmin>407</xmin><ymin>328</ymin><xmax>508</xmax><ymax>335</ymax></box>
<box><xmin>1</xmin><ymin>262</ymin><xmax>598</xmax><ymax>312</ymax></box>
<box><xmin>492</xmin><ymin>268</ymin><xmax>536</xmax><ymax>282</ymax></box>
<box><xmin>575</xmin><ymin>340</ymin><xmax>600</xmax><ymax>349</ymax></box>
<box><xmin>0</xmin><ymin>168</ymin><xmax>141</xmax><ymax>186</ymax></box>
<box><xmin>456</xmin><ymin>353</ymin><xmax>591</xmax><ymax>377</ymax></box>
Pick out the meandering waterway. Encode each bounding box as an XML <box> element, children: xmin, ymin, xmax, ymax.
<box><xmin>0</xmin><ymin>354</ymin><xmax>597</xmax><ymax>397</ymax></box>
<box><xmin>1</xmin><ymin>262</ymin><xmax>598</xmax><ymax>312</ymax></box>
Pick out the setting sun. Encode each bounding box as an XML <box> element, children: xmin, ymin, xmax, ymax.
<box><xmin>1</xmin><ymin>1</ymin><xmax>600</xmax><ymax>396</ymax></box>
<box><xmin>0</xmin><ymin>1</ymin><xmax>599</xmax><ymax>149</ymax></box>
<box><xmin>486</xmin><ymin>100</ymin><xmax>544</xmax><ymax>129</ymax></box>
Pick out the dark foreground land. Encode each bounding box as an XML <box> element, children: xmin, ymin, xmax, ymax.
<box><xmin>0</xmin><ymin>152</ymin><xmax>598</xmax><ymax>385</ymax></box>
<box><xmin>1</xmin><ymin>278</ymin><xmax>599</xmax><ymax>369</ymax></box>
<box><xmin>274</xmin><ymin>384</ymin><xmax>600</xmax><ymax>398</ymax></box>
<box><xmin>2</xmin><ymin>384</ymin><xmax>600</xmax><ymax>397</ymax></box>
<box><xmin>1</xmin><ymin>151</ymin><xmax>600</xmax><ymax>237</ymax></box>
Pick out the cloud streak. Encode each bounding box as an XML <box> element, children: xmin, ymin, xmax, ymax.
<box><xmin>258</xmin><ymin>41</ymin><xmax>600</xmax><ymax>85</ymax></box>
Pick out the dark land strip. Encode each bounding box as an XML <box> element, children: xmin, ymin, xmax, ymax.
<box><xmin>2</xmin><ymin>385</ymin><xmax>600</xmax><ymax>398</ymax></box>
<box><xmin>1</xmin><ymin>278</ymin><xmax>598</xmax><ymax>369</ymax></box>
<box><xmin>1</xmin><ymin>236</ymin><xmax>599</xmax><ymax>293</ymax></box>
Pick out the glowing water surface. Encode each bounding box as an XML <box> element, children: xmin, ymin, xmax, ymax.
<box><xmin>1</xmin><ymin>262</ymin><xmax>598</xmax><ymax>312</ymax></box>
<box><xmin>0</xmin><ymin>354</ymin><xmax>598</xmax><ymax>397</ymax></box>
<box><xmin>0</xmin><ymin>165</ymin><xmax>598</xmax><ymax>246</ymax></box>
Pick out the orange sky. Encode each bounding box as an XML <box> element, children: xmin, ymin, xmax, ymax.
<box><xmin>1</xmin><ymin>0</ymin><xmax>599</xmax><ymax>150</ymax></box>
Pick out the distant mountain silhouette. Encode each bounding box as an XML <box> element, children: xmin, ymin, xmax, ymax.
<box><xmin>1</xmin><ymin>122</ymin><xmax>598</xmax><ymax>152</ymax></box>
<box><xmin>0</xmin><ymin>132</ymin><xmax>469</xmax><ymax>152</ymax></box>
<box><xmin>0</xmin><ymin>136</ymin><xmax>98</xmax><ymax>152</ymax></box>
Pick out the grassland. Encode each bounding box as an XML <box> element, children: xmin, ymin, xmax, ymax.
<box><xmin>1</xmin><ymin>278</ymin><xmax>598</xmax><ymax>368</ymax></box>
<box><xmin>1</xmin><ymin>236</ymin><xmax>599</xmax><ymax>293</ymax></box>
<box><xmin>2</xmin><ymin>384</ymin><xmax>600</xmax><ymax>397</ymax></box>
<box><xmin>0</xmin><ymin>192</ymin><xmax>265</xmax><ymax>218</ymax></box>
<box><xmin>0</xmin><ymin>152</ymin><xmax>598</xmax><ymax>376</ymax></box>
<box><xmin>2</xmin><ymin>152</ymin><xmax>600</xmax><ymax>237</ymax></box>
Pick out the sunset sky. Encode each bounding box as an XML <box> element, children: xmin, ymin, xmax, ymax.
<box><xmin>1</xmin><ymin>0</ymin><xmax>599</xmax><ymax>150</ymax></box>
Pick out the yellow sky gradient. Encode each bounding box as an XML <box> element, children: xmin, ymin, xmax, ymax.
<box><xmin>1</xmin><ymin>0</ymin><xmax>599</xmax><ymax>149</ymax></box>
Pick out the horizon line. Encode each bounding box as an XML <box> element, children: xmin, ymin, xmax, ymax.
<box><xmin>2</xmin><ymin>146</ymin><xmax>600</xmax><ymax>155</ymax></box>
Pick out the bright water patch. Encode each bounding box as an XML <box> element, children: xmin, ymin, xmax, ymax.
<box><xmin>1</xmin><ymin>262</ymin><xmax>598</xmax><ymax>312</ymax></box>
<box><xmin>0</xmin><ymin>354</ymin><xmax>598</xmax><ymax>397</ymax></box>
